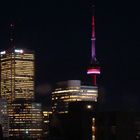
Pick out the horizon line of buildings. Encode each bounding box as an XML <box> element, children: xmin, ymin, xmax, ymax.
<box><xmin>0</xmin><ymin>47</ymin><xmax>99</xmax><ymax>140</ymax></box>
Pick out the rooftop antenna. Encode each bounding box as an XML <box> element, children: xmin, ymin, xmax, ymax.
<box><xmin>91</xmin><ymin>5</ymin><xmax>97</xmax><ymax>64</ymax></box>
<box><xmin>10</xmin><ymin>22</ymin><xmax>15</xmax><ymax>48</ymax></box>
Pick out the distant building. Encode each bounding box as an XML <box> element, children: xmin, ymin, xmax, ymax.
<box><xmin>52</xmin><ymin>80</ymin><xmax>98</xmax><ymax>113</ymax></box>
<box><xmin>0</xmin><ymin>48</ymin><xmax>34</xmax><ymax>103</ymax></box>
<box><xmin>9</xmin><ymin>101</ymin><xmax>43</xmax><ymax>139</ymax></box>
<box><xmin>67</xmin><ymin>101</ymin><xmax>96</xmax><ymax>140</ymax></box>
<box><xmin>0</xmin><ymin>99</ymin><xmax>9</xmax><ymax>139</ymax></box>
<box><xmin>96</xmin><ymin>111</ymin><xmax>140</xmax><ymax>140</ymax></box>
<box><xmin>42</xmin><ymin>111</ymin><xmax>52</xmax><ymax>139</ymax></box>
<box><xmin>0</xmin><ymin>124</ymin><xmax>3</xmax><ymax>140</ymax></box>
<box><xmin>50</xmin><ymin>101</ymin><xmax>96</xmax><ymax>140</ymax></box>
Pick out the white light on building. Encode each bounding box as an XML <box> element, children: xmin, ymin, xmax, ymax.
<box><xmin>0</xmin><ymin>51</ymin><xmax>6</xmax><ymax>55</ymax></box>
<box><xmin>87</xmin><ymin>105</ymin><xmax>92</xmax><ymax>109</ymax></box>
<box><xmin>14</xmin><ymin>49</ymin><xmax>23</xmax><ymax>53</ymax></box>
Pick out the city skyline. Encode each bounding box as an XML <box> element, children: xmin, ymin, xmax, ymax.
<box><xmin>0</xmin><ymin>1</ymin><xmax>139</xmax><ymax>110</ymax></box>
<box><xmin>0</xmin><ymin>1</ymin><xmax>140</xmax><ymax>140</ymax></box>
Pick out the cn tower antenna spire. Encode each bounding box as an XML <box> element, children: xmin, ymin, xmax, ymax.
<box><xmin>87</xmin><ymin>5</ymin><xmax>101</xmax><ymax>86</ymax></box>
<box><xmin>91</xmin><ymin>6</ymin><xmax>97</xmax><ymax>64</ymax></box>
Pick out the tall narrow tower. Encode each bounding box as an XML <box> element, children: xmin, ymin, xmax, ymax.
<box><xmin>87</xmin><ymin>8</ymin><xmax>100</xmax><ymax>86</ymax></box>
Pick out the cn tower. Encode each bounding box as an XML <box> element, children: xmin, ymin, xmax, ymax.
<box><xmin>87</xmin><ymin>8</ymin><xmax>100</xmax><ymax>86</ymax></box>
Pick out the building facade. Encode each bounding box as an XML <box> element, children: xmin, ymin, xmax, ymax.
<box><xmin>0</xmin><ymin>48</ymin><xmax>34</xmax><ymax>103</ymax></box>
<box><xmin>96</xmin><ymin>111</ymin><xmax>140</xmax><ymax>140</ymax></box>
<box><xmin>9</xmin><ymin>101</ymin><xmax>43</xmax><ymax>139</ymax></box>
<box><xmin>0</xmin><ymin>99</ymin><xmax>9</xmax><ymax>139</ymax></box>
<box><xmin>0</xmin><ymin>48</ymin><xmax>43</xmax><ymax>139</ymax></box>
<box><xmin>42</xmin><ymin>111</ymin><xmax>52</xmax><ymax>139</ymax></box>
<box><xmin>52</xmin><ymin>80</ymin><xmax>98</xmax><ymax>113</ymax></box>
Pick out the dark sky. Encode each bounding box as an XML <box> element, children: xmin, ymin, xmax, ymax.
<box><xmin>0</xmin><ymin>1</ymin><xmax>139</xmax><ymax>110</ymax></box>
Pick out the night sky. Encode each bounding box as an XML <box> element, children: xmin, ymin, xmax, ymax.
<box><xmin>0</xmin><ymin>1</ymin><xmax>139</xmax><ymax>110</ymax></box>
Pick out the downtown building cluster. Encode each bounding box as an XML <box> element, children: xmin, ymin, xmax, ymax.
<box><xmin>0</xmin><ymin>9</ymin><xmax>100</xmax><ymax>140</ymax></box>
<box><xmin>0</xmin><ymin>49</ymin><xmax>99</xmax><ymax>140</ymax></box>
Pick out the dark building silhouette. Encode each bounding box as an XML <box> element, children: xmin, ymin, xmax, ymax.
<box><xmin>50</xmin><ymin>101</ymin><xmax>96</xmax><ymax>140</ymax></box>
<box><xmin>96</xmin><ymin>111</ymin><xmax>140</xmax><ymax>140</ymax></box>
<box><xmin>0</xmin><ymin>124</ymin><xmax>3</xmax><ymax>140</ymax></box>
<box><xmin>67</xmin><ymin>101</ymin><xmax>96</xmax><ymax>140</ymax></box>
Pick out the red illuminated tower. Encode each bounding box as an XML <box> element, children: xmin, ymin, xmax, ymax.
<box><xmin>87</xmin><ymin>8</ymin><xmax>100</xmax><ymax>86</ymax></box>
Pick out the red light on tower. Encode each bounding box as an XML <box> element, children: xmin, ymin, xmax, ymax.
<box><xmin>87</xmin><ymin>68</ymin><xmax>100</xmax><ymax>75</ymax></box>
<box><xmin>87</xmin><ymin>66</ymin><xmax>100</xmax><ymax>86</ymax></box>
<box><xmin>87</xmin><ymin>8</ymin><xmax>100</xmax><ymax>86</ymax></box>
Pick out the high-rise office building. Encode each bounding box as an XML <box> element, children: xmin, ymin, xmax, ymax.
<box><xmin>0</xmin><ymin>99</ymin><xmax>9</xmax><ymax>139</ymax></box>
<box><xmin>42</xmin><ymin>111</ymin><xmax>52</xmax><ymax>138</ymax></box>
<box><xmin>0</xmin><ymin>48</ymin><xmax>34</xmax><ymax>103</ymax></box>
<box><xmin>52</xmin><ymin>80</ymin><xmax>98</xmax><ymax>113</ymax></box>
<box><xmin>0</xmin><ymin>48</ymin><xmax>43</xmax><ymax>139</ymax></box>
<box><xmin>9</xmin><ymin>101</ymin><xmax>43</xmax><ymax>139</ymax></box>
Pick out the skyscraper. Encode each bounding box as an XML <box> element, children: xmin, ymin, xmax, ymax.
<box><xmin>0</xmin><ymin>99</ymin><xmax>9</xmax><ymax>139</ymax></box>
<box><xmin>0</xmin><ymin>48</ymin><xmax>34</xmax><ymax>103</ymax></box>
<box><xmin>9</xmin><ymin>101</ymin><xmax>42</xmax><ymax>139</ymax></box>
<box><xmin>0</xmin><ymin>48</ymin><xmax>43</xmax><ymax>139</ymax></box>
